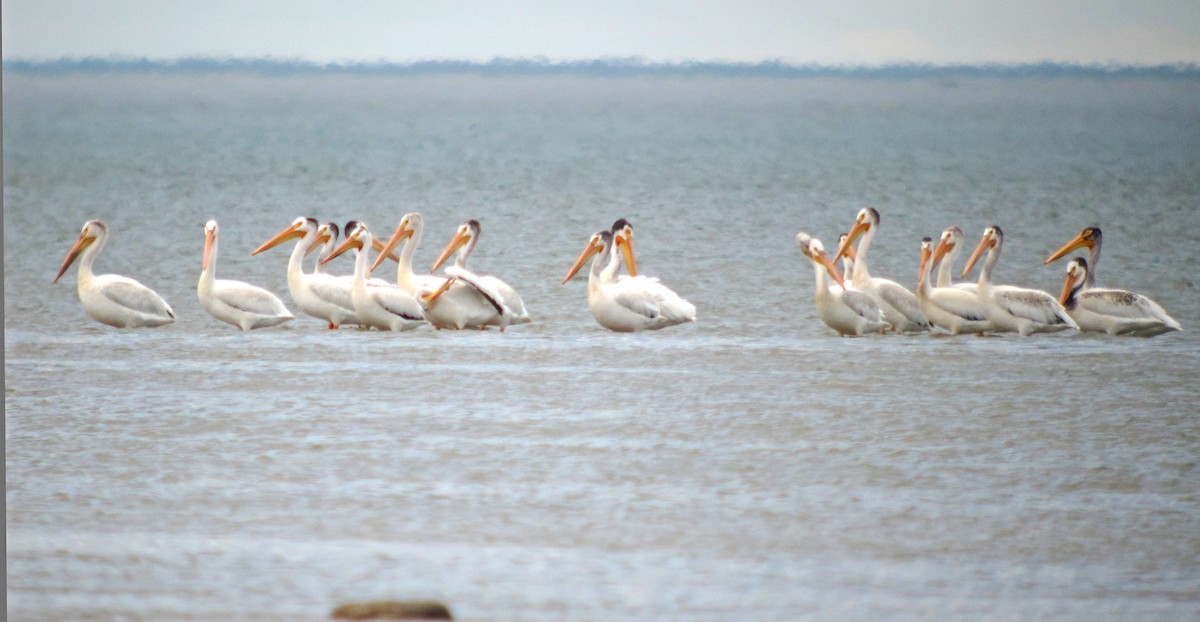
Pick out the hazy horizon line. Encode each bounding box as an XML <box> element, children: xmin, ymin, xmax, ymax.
<box><xmin>5</xmin><ymin>56</ymin><xmax>1199</xmax><ymax>78</ymax></box>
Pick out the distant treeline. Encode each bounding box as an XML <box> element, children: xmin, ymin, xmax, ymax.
<box><xmin>5</xmin><ymin>57</ymin><xmax>1199</xmax><ymax>78</ymax></box>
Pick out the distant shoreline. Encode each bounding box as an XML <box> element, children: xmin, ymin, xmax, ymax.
<box><xmin>5</xmin><ymin>57</ymin><xmax>1199</xmax><ymax>78</ymax></box>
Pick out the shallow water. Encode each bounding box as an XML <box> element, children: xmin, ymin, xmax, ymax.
<box><xmin>6</xmin><ymin>72</ymin><xmax>1200</xmax><ymax>620</ymax></box>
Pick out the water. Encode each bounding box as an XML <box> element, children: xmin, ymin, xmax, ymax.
<box><xmin>5</xmin><ymin>70</ymin><xmax>1200</xmax><ymax>620</ymax></box>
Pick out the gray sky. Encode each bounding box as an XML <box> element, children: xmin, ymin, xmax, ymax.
<box><xmin>4</xmin><ymin>1</ymin><xmax>1199</xmax><ymax>65</ymax></box>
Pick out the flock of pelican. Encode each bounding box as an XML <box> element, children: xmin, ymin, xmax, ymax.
<box><xmin>52</xmin><ymin>215</ymin><xmax>692</xmax><ymax>333</ymax></box>
<box><xmin>796</xmin><ymin>208</ymin><xmax>1181</xmax><ymax>337</ymax></box>
<box><xmin>52</xmin><ymin>209</ymin><xmax>1182</xmax><ymax>337</ymax></box>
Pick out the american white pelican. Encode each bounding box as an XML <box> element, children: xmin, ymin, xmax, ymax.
<box><xmin>562</xmin><ymin>229</ymin><xmax>695</xmax><ymax>332</ymax></box>
<box><xmin>834</xmin><ymin>207</ymin><xmax>930</xmax><ymax>333</ymax></box>
<box><xmin>606</xmin><ymin>218</ymin><xmax>696</xmax><ymax>322</ymax></box>
<box><xmin>197</xmin><ymin>220</ymin><xmax>293</xmax><ymax>331</ymax></box>
<box><xmin>917</xmin><ymin>237</ymin><xmax>994</xmax><ymax>335</ymax></box>
<box><xmin>319</xmin><ymin>222</ymin><xmax>396</xmax><ymax>289</ymax></box>
<box><xmin>253</xmin><ymin>217</ymin><xmax>360</xmax><ymax>329</ymax></box>
<box><xmin>322</xmin><ymin>222</ymin><xmax>425</xmax><ymax>331</ymax></box>
<box><xmin>933</xmin><ymin>226</ymin><xmax>978</xmax><ymax>291</ymax></box>
<box><xmin>371</xmin><ymin>213</ymin><xmax>499</xmax><ymax>330</ymax></box>
<box><xmin>1059</xmin><ymin>258</ymin><xmax>1181</xmax><ymax>336</ymax></box>
<box><xmin>795</xmin><ymin>232</ymin><xmax>887</xmax><ymax>336</ymax></box>
<box><xmin>430</xmin><ymin>219</ymin><xmax>531</xmax><ymax>329</ymax></box>
<box><xmin>961</xmin><ymin>225</ymin><xmax>1078</xmax><ymax>336</ymax></box>
<box><xmin>53</xmin><ymin>219</ymin><xmax>176</xmax><ymax>328</ymax></box>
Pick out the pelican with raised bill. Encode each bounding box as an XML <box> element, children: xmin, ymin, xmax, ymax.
<box><xmin>252</xmin><ymin>217</ymin><xmax>360</xmax><ymax>329</ymax></box>
<box><xmin>795</xmin><ymin>232</ymin><xmax>887</xmax><ymax>336</ymax></box>
<box><xmin>961</xmin><ymin>225</ymin><xmax>1077</xmax><ymax>336</ymax></box>
<box><xmin>834</xmin><ymin>207</ymin><xmax>930</xmax><ymax>333</ymax></box>
<box><xmin>198</xmin><ymin>220</ymin><xmax>293</xmax><ymax>331</ymax></box>
<box><xmin>918</xmin><ymin>237</ymin><xmax>993</xmax><ymax>335</ymax></box>
<box><xmin>1059</xmin><ymin>258</ymin><xmax>1181</xmax><ymax>336</ymax></box>
<box><xmin>430</xmin><ymin>219</ymin><xmax>530</xmax><ymax>330</ymax></box>
<box><xmin>53</xmin><ymin>219</ymin><xmax>176</xmax><ymax>328</ymax></box>
<box><xmin>562</xmin><ymin>228</ymin><xmax>695</xmax><ymax>332</ymax></box>
<box><xmin>933</xmin><ymin>226</ymin><xmax>978</xmax><ymax>292</ymax></box>
<box><xmin>323</xmin><ymin>221</ymin><xmax>425</xmax><ymax>331</ymax></box>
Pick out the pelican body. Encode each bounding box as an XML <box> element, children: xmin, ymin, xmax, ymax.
<box><xmin>53</xmin><ymin>219</ymin><xmax>176</xmax><ymax>328</ymax></box>
<box><xmin>919</xmin><ymin>236</ymin><xmax>994</xmax><ymax>335</ymax></box>
<box><xmin>835</xmin><ymin>207</ymin><xmax>931</xmax><ymax>333</ymax></box>
<box><xmin>198</xmin><ymin>220</ymin><xmax>293</xmax><ymax>331</ymax></box>
<box><xmin>323</xmin><ymin>222</ymin><xmax>425</xmax><ymax>331</ymax></box>
<box><xmin>429</xmin><ymin>219</ymin><xmax>531</xmax><ymax>329</ymax></box>
<box><xmin>962</xmin><ymin>225</ymin><xmax>1077</xmax><ymax>336</ymax></box>
<box><xmin>562</xmin><ymin>229</ymin><xmax>695</xmax><ymax>332</ymax></box>
<box><xmin>1060</xmin><ymin>258</ymin><xmax>1181</xmax><ymax>336</ymax></box>
<box><xmin>796</xmin><ymin>232</ymin><xmax>887</xmax><ymax>336</ymax></box>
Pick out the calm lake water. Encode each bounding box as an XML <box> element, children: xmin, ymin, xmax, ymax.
<box><xmin>5</xmin><ymin>69</ymin><xmax>1200</xmax><ymax>620</ymax></box>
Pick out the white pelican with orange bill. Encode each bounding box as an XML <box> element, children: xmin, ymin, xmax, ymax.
<box><xmin>961</xmin><ymin>225</ymin><xmax>1077</xmax><ymax>336</ymax></box>
<box><xmin>1058</xmin><ymin>257</ymin><xmax>1180</xmax><ymax>336</ymax></box>
<box><xmin>323</xmin><ymin>221</ymin><xmax>425</xmax><ymax>331</ymax></box>
<box><xmin>918</xmin><ymin>236</ymin><xmax>993</xmax><ymax>335</ymax></box>
<box><xmin>834</xmin><ymin>207</ymin><xmax>930</xmax><ymax>333</ymax></box>
<box><xmin>253</xmin><ymin>217</ymin><xmax>360</xmax><ymax>329</ymax></box>
<box><xmin>53</xmin><ymin>219</ymin><xmax>176</xmax><ymax>328</ymax></box>
<box><xmin>796</xmin><ymin>232</ymin><xmax>887</xmax><ymax>336</ymax></box>
<box><xmin>197</xmin><ymin>220</ymin><xmax>293</xmax><ymax>331</ymax></box>
<box><xmin>428</xmin><ymin>219</ymin><xmax>530</xmax><ymax>329</ymax></box>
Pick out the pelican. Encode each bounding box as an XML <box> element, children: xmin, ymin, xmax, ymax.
<box><xmin>961</xmin><ymin>225</ymin><xmax>1077</xmax><ymax>336</ymax></box>
<box><xmin>934</xmin><ymin>226</ymin><xmax>978</xmax><ymax>291</ymax></box>
<box><xmin>1044</xmin><ymin>226</ymin><xmax>1105</xmax><ymax>286</ymax></box>
<box><xmin>836</xmin><ymin>232</ymin><xmax>856</xmax><ymax>279</ymax></box>
<box><xmin>253</xmin><ymin>217</ymin><xmax>360</xmax><ymax>329</ymax></box>
<box><xmin>322</xmin><ymin>222</ymin><xmax>425</xmax><ymax>331</ymax></box>
<box><xmin>562</xmin><ymin>229</ymin><xmax>695</xmax><ymax>332</ymax></box>
<box><xmin>318</xmin><ymin>221</ymin><xmax>396</xmax><ymax>289</ymax></box>
<box><xmin>53</xmin><ymin>219</ymin><xmax>175</xmax><ymax>328</ymax></box>
<box><xmin>1059</xmin><ymin>258</ymin><xmax>1181</xmax><ymax>336</ymax></box>
<box><xmin>834</xmin><ymin>207</ymin><xmax>930</xmax><ymax>333</ymax></box>
<box><xmin>197</xmin><ymin>220</ymin><xmax>293</xmax><ymax>331</ymax></box>
<box><xmin>795</xmin><ymin>232</ymin><xmax>887</xmax><ymax>336</ymax></box>
<box><xmin>917</xmin><ymin>237</ymin><xmax>994</xmax><ymax>335</ymax></box>
<box><xmin>607</xmin><ymin>219</ymin><xmax>696</xmax><ymax>320</ymax></box>
<box><xmin>430</xmin><ymin>219</ymin><xmax>531</xmax><ymax>329</ymax></box>
<box><xmin>371</xmin><ymin>213</ymin><xmax>500</xmax><ymax>330</ymax></box>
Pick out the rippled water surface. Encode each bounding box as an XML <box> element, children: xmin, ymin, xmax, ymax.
<box><xmin>6</xmin><ymin>72</ymin><xmax>1200</xmax><ymax>620</ymax></box>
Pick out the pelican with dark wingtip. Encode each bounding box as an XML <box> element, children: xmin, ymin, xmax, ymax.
<box><xmin>961</xmin><ymin>225</ymin><xmax>1077</xmax><ymax>336</ymax></box>
<box><xmin>796</xmin><ymin>232</ymin><xmax>887</xmax><ymax>336</ymax></box>
<box><xmin>834</xmin><ymin>207</ymin><xmax>930</xmax><ymax>333</ymax></box>
<box><xmin>1059</xmin><ymin>257</ymin><xmax>1181</xmax><ymax>336</ymax></box>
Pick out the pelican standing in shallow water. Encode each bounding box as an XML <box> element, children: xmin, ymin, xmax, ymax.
<box><xmin>323</xmin><ymin>222</ymin><xmax>425</xmax><ymax>331</ymax></box>
<box><xmin>253</xmin><ymin>217</ymin><xmax>360</xmax><ymax>329</ymax></box>
<box><xmin>795</xmin><ymin>232</ymin><xmax>887</xmax><ymax>336</ymax></box>
<box><xmin>1059</xmin><ymin>257</ymin><xmax>1181</xmax><ymax>336</ymax></box>
<box><xmin>835</xmin><ymin>207</ymin><xmax>930</xmax><ymax>333</ymax></box>
<box><xmin>53</xmin><ymin>219</ymin><xmax>175</xmax><ymax>328</ymax></box>
<box><xmin>562</xmin><ymin>229</ymin><xmax>695</xmax><ymax>332</ymax></box>
<box><xmin>430</xmin><ymin>219</ymin><xmax>531</xmax><ymax>329</ymax></box>
<box><xmin>917</xmin><ymin>237</ymin><xmax>993</xmax><ymax>335</ymax></box>
<box><xmin>961</xmin><ymin>225</ymin><xmax>1077</xmax><ymax>336</ymax></box>
<box><xmin>198</xmin><ymin>220</ymin><xmax>293</xmax><ymax>331</ymax></box>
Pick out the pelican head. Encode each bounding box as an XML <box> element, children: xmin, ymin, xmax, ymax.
<box><xmin>54</xmin><ymin>219</ymin><xmax>107</xmax><ymax>283</ymax></box>
<box><xmin>931</xmin><ymin>225</ymin><xmax>963</xmax><ymax>269</ymax></box>
<box><xmin>611</xmin><ymin>218</ymin><xmax>639</xmax><ymax>277</ymax></box>
<box><xmin>202</xmin><ymin>220</ymin><xmax>219</xmax><ymax>271</ymax></box>
<box><xmin>431</xmin><ymin>219</ymin><xmax>480</xmax><ymax>272</ymax></box>
<box><xmin>795</xmin><ymin>231</ymin><xmax>845</xmax><ymax>289</ymax></box>
<box><xmin>962</xmin><ymin>225</ymin><xmax>1003</xmax><ymax>277</ymax></box>
<box><xmin>1045</xmin><ymin>226</ymin><xmax>1102</xmax><ymax>265</ymax></box>
<box><xmin>323</xmin><ymin>221</ymin><xmax>367</xmax><ymax>264</ymax></box>
<box><xmin>253</xmin><ymin>216</ymin><xmax>317</xmax><ymax>255</ymax></box>
<box><xmin>834</xmin><ymin>207</ymin><xmax>879</xmax><ymax>261</ymax></box>
<box><xmin>371</xmin><ymin>212</ymin><xmax>420</xmax><ymax>272</ymax></box>
<box><xmin>562</xmin><ymin>230</ymin><xmax>611</xmax><ymax>284</ymax></box>
<box><xmin>1059</xmin><ymin>257</ymin><xmax>1089</xmax><ymax>306</ymax></box>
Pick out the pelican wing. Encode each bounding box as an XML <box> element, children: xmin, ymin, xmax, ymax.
<box><xmin>98</xmin><ymin>275</ymin><xmax>175</xmax><ymax>319</ymax></box>
<box><xmin>995</xmin><ymin>289</ymin><xmax>1075</xmax><ymax>327</ymax></box>
<box><xmin>928</xmin><ymin>287</ymin><xmax>987</xmax><ymax>322</ymax></box>
<box><xmin>444</xmin><ymin>266</ymin><xmax>508</xmax><ymax>316</ymax></box>
<box><xmin>876</xmin><ymin>279</ymin><xmax>930</xmax><ymax>327</ymax></box>
<box><xmin>369</xmin><ymin>287</ymin><xmax>425</xmax><ymax>322</ymax></box>
<box><xmin>1079</xmin><ymin>288</ymin><xmax>1180</xmax><ymax>327</ymax></box>
<box><xmin>607</xmin><ymin>280</ymin><xmax>663</xmax><ymax>319</ymax></box>
<box><xmin>214</xmin><ymin>280</ymin><xmax>290</xmax><ymax>316</ymax></box>
<box><xmin>621</xmin><ymin>275</ymin><xmax>694</xmax><ymax>322</ymax></box>
<box><xmin>306</xmin><ymin>274</ymin><xmax>357</xmax><ymax>312</ymax></box>
<box><xmin>840</xmin><ymin>288</ymin><xmax>883</xmax><ymax>322</ymax></box>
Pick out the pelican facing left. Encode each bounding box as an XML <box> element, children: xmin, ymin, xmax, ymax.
<box><xmin>53</xmin><ymin>219</ymin><xmax>175</xmax><ymax>328</ymax></box>
<box><xmin>198</xmin><ymin>220</ymin><xmax>294</xmax><ymax>331</ymax></box>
